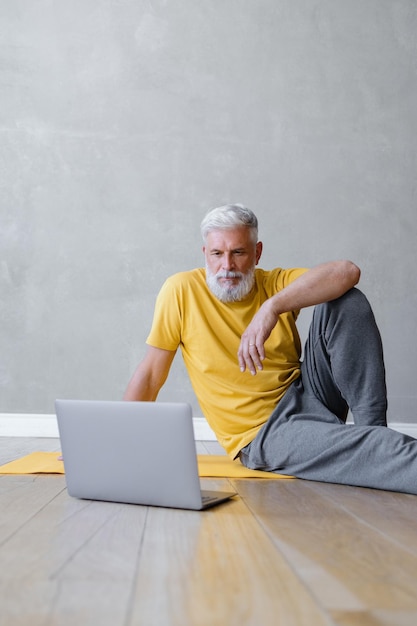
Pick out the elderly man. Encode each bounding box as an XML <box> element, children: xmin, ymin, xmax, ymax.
<box><xmin>124</xmin><ymin>204</ymin><xmax>417</xmax><ymax>494</ymax></box>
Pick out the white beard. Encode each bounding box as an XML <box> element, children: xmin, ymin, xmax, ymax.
<box><xmin>206</xmin><ymin>267</ymin><xmax>256</xmax><ymax>303</ymax></box>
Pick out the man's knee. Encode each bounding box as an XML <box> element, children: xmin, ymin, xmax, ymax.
<box><xmin>325</xmin><ymin>288</ymin><xmax>371</xmax><ymax>313</ymax></box>
<box><xmin>314</xmin><ymin>288</ymin><xmax>376</xmax><ymax>329</ymax></box>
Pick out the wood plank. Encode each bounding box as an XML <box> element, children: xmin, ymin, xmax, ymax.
<box><xmin>0</xmin><ymin>437</ymin><xmax>61</xmax><ymax>465</ymax></box>
<box><xmin>302</xmin><ymin>480</ymin><xmax>417</xmax><ymax>556</ymax></box>
<box><xmin>46</xmin><ymin>500</ymin><xmax>148</xmax><ymax>626</ymax></box>
<box><xmin>128</xmin><ymin>484</ymin><xmax>331</xmax><ymax>626</ymax></box>
<box><xmin>0</xmin><ymin>475</ymin><xmax>66</xmax><ymax>546</ymax></box>
<box><xmin>330</xmin><ymin>609</ymin><xmax>417</xmax><ymax>626</ymax></box>
<box><xmin>232</xmin><ymin>478</ymin><xmax>417</xmax><ymax>619</ymax></box>
<box><xmin>3</xmin><ymin>437</ymin><xmax>417</xmax><ymax>626</ymax></box>
<box><xmin>0</xmin><ymin>486</ymin><xmax>147</xmax><ymax>626</ymax></box>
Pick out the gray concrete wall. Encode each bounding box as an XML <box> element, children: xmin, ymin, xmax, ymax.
<box><xmin>1</xmin><ymin>0</ymin><xmax>416</xmax><ymax>422</ymax></box>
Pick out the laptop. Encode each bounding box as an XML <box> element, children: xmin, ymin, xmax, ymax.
<box><xmin>55</xmin><ymin>399</ymin><xmax>236</xmax><ymax>510</ymax></box>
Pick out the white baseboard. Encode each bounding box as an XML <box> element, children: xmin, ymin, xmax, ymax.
<box><xmin>0</xmin><ymin>413</ymin><xmax>218</xmax><ymax>440</ymax></box>
<box><xmin>0</xmin><ymin>414</ymin><xmax>59</xmax><ymax>438</ymax></box>
<box><xmin>1</xmin><ymin>413</ymin><xmax>417</xmax><ymax>441</ymax></box>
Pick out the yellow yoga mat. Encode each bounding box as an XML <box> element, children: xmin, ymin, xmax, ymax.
<box><xmin>198</xmin><ymin>455</ymin><xmax>293</xmax><ymax>479</ymax></box>
<box><xmin>0</xmin><ymin>452</ymin><xmax>293</xmax><ymax>479</ymax></box>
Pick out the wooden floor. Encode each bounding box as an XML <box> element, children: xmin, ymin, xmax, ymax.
<box><xmin>2</xmin><ymin>438</ymin><xmax>417</xmax><ymax>626</ymax></box>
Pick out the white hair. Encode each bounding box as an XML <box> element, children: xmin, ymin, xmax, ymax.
<box><xmin>200</xmin><ymin>204</ymin><xmax>258</xmax><ymax>243</ymax></box>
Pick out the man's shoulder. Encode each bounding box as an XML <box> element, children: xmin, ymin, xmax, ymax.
<box><xmin>159</xmin><ymin>269</ymin><xmax>206</xmax><ymax>297</ymax></box>
<box><xmin>254</xmin><ymin>267</ymin><xmax>283</xmax><ymax>283</ymax></box>
<box><xmin>255</xmin><ymin>267</ymin><xmax>308</xmax><ymax>291</ymax></box>
<box><xmin>156</xmin><ymin>269</ymin><xmax>209</xmax><ymax>311</ymax></box>
<box><xmin>164</xmin><ymin>268</ymin><xmax>205</xmax><ymax>286</ymax></box>
<box><xmin>255</xmin><ymin>267</ymin><xmax>282</xmax><ymax>277</ymax></box>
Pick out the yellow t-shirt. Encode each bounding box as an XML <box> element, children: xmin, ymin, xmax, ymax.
<box><xmin>146</xmin><ymin>267</ymin><xmax>307</xmax><ymax>459</ymax></box>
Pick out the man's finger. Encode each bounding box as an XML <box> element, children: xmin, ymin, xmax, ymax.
<box><xmin>238</xmin><ymin>342</ymin><xmax>263</xmax><ymax>375</ymax></box>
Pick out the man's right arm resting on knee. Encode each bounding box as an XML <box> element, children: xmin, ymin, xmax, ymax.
<box><xmin>123</xmin><ymin>346</ymin><xmax>176</xmax><ymax>401</ymax></box>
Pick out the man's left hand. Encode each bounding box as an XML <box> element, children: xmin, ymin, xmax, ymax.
<box><xmin>237</xmin><ymin>301</ymin><xmax>278</xmax><ymax>375</ymax></box>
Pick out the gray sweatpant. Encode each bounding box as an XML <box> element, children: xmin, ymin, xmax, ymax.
<box><xmin>240</xmin><ymin>288</ymin><xmax>417</xmax><ymax>494</ymax></box>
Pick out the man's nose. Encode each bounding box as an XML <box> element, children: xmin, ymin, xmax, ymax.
<box><xmin>222</xmin><ymin>253</ymin><xmax>235</xmax><ymax>270</ymax></box>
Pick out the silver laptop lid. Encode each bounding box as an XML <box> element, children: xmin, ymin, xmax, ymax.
<box><xmin>55</xmin><ymin>400</ymin><xmax>209</xmax><ymax>510</ymax></box>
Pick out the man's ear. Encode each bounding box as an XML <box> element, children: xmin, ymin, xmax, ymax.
<box><xmin>255</xmin><ymin>241</ymin><xmax>263</xmax><ymax>264</ymax></box>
